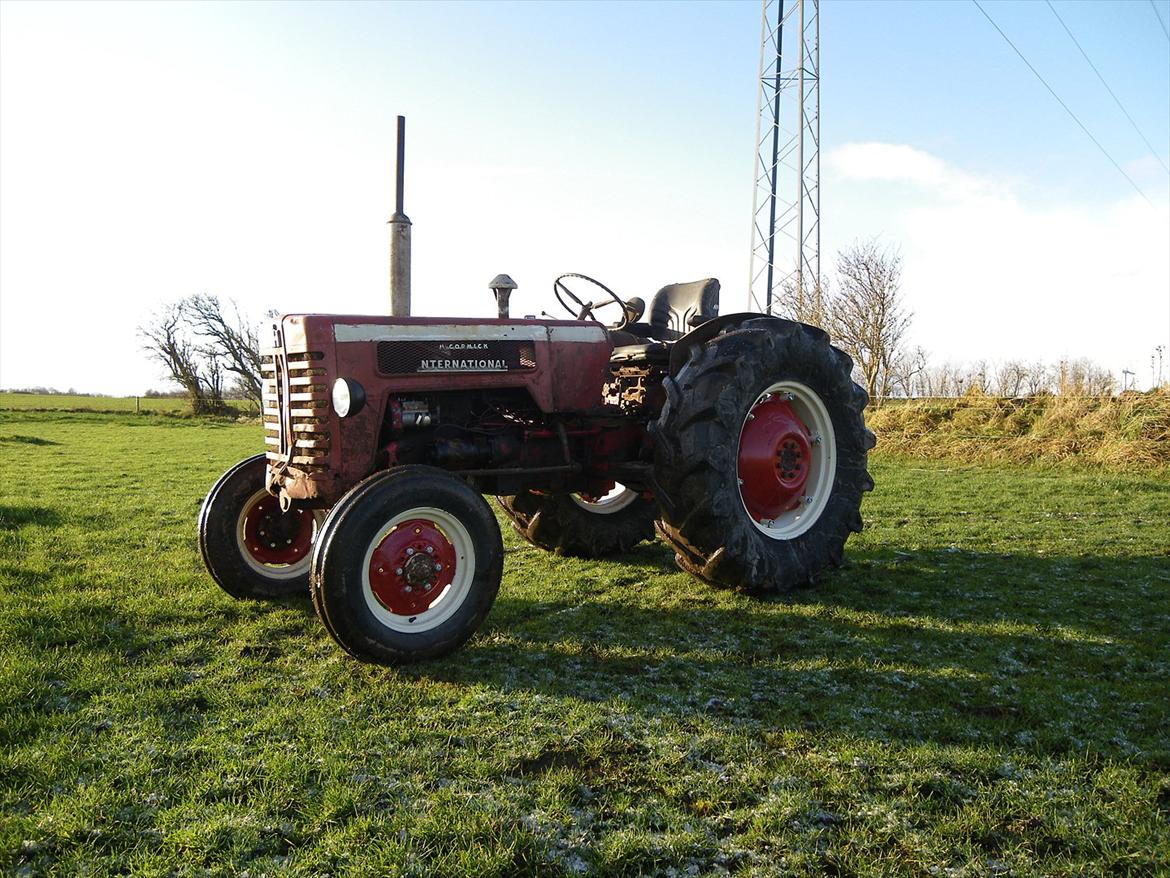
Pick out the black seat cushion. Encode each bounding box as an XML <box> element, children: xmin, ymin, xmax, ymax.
<box><xmin>610</xmin><ymin>341</ymin><xmax>669</xmax><ymax>363</ymax></box>
<box><xmin>648</xmin><ymin>279</ymin><xmax>720</xmax><ymax>341</ymax></box>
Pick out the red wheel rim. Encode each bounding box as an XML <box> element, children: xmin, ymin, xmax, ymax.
<box><xmin>367</xmin><ymin>518</ymin><xmax>457</xmax><ymax>615</ymax></box>
<box><xmin>241</xmin><ymin>494</ymin><xmax>315</xmax><ymax>565</ymax></box>
<box><xmin>737</xmin><ymin>396</ymin><xmax>813</xmax><ymax>522</ymax></box>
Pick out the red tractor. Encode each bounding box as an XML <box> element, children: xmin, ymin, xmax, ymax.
<box><xmin>198</xmin><ymin>275</ymin><xmax>873</xmax><ymax>664</ymax></box>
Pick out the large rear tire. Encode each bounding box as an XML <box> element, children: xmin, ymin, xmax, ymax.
<box><xmin>496</xmin><ymin>487</ymin><xmax>656</xmax><ymax>557</ymax></box>
<box><xmin>311</xmin><ymin>466</ymin><xmax>503</xmax><ymax>664</ymax></box>
<box><xmin>198</xmin><ymin>454</ymin><xmax>322</xmax><ymax>599</ymax></box>
<box><xmin>653</xmin><ymin>318</ymin><xmax>874</xmax><ymax>593</ymax></box>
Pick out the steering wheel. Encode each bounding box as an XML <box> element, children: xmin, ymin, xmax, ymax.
<box><xmin>553</xmin><ymin>273</ymin><xmax>633</xmax><ymax>330</ymax></box>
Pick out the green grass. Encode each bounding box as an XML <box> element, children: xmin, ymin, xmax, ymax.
<box><xmin>1</xmin><ymin>411</ymin><xmax>1167</xmax><ymax>877</ymax></box>
<box><xmin>0</xmin><ymin>393</ymin><xmax>253</xmax><ymax>415</ymax></box>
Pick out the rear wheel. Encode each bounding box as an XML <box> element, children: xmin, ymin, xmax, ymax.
<box><xmin>496</xmin><ymin>485</ymin><xmax>656</xmax><ymax>557</ymax></box>
<box><xmin>311</xmin><ymin>466</ymin><xmax>503</xmax><ymax>664</ymax></box>
<box><xmin>198</xmin><ymin>454</ymin><xmax>322</xmax><ymax>598</ymax></box>
<box><xmin>653</xmin><ymin>318</ymin><xmax>874</xmax><ymax>593</ymax></box>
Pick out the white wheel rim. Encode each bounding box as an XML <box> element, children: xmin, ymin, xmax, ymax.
<box><xmin>736</xmin><ymin>380</ymin><xmax>836</xmax><ymax>540</ymax></box>
<box><xmin>361</xmin><ymin>507</ymin><xmax>476</xmax><ymax>634</ymax></box>
<box><xmin>235</xmin><ymin>489</ymin><xmax>322</xmax><ymax>580</ymax></box>
<box><xmin>569</xmin><ymin>483</ymin><xmax>639</xmax><ymax>514</ymax></box>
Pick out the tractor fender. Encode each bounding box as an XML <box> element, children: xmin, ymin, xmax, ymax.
<box><xmin>667</xmin><ymin>311</ymin><xmax>783</xmax><ymax>376</ymax></box>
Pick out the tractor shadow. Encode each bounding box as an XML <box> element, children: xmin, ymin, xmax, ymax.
<box><xmin>0</xmin><ymin>434</ymin><xmax>60</xmax><ymax>446</ymax></box>
<box><xmin>0</xmin><ymin>504</ymin><xmax>62</xmax><ymax>531</ymax></box>
<box><xmin>415</xmin><ymin>546</ymin><xmax>1169</xmax><ymax>762</ymax></box>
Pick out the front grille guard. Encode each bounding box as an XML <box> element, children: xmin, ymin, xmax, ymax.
<box><xmin>262</xmin><ymin>328</ymin><xmax>332</xmax><ymax>503</ymax></box>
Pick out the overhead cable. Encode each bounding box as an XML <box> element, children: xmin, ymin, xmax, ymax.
<box><xmin>1047</xmin><ymin>0</ymin><xmax>1169</xmax><ymax>175</ymax></box>
<box><xmin>972</xmin><ymin>0</ymin><xmax>1154</xmax><ymax>205</ymax></box>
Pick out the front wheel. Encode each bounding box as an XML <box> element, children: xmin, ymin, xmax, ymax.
<box><xmin>653</xmin><ymin>318</ymin><xmax>875</xmax><ymax>593</ymax></box>
<box><xmin>198</xmin><ymin>454</ymin><xmax>322</xmax><ymax>599</ymax></box>
<box><xmin>310</xmin><ymin>466</ymin><xmax>503</xmax><ymax>664</ymax></box>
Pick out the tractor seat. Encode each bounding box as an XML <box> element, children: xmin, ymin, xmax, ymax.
<box><xmin>607</xmin><ymin>278</ymin><xmax>719</xmax><ymax>362</ymax></box>
<box><xmin>648</xmin><ymin>278</ymin><xmax>719</xmax><ymax>341</ymax></box>
<box><xmin>609</xmin><ymin>339</ymin><xmax>669</xmax><ymax>363</ymax></box>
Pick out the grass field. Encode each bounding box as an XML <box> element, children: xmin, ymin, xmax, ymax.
<box><xmin>0</xmin><ymin>393</ymin><xmax>253</xmax><ymax>415</ymax></box>
<box><xmin>1</xmin><ymin>410</ymin><xmax>1167</xmax><ymax>877</ymax></box>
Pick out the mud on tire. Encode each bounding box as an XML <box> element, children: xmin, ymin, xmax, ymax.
<box><xmin>496</xmin><ymin>489</ymin><xmax>656</xmax><ymax>557</ymax></box>
<box><xmin>653</xmin><ymin>318</ymin><xmax>875</xmax><ymax>593</ymax></box>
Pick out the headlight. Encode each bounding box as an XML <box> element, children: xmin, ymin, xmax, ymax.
<box><xmin>332</xmin><ymin>378</ymin><xmax>366</xmax><ymax>418</ymax></box>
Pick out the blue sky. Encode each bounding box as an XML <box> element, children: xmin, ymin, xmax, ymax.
<box><xmin>1</xmin><ymin>0</ymin><xmax>1168</xmax><ymax>394</ymax></box>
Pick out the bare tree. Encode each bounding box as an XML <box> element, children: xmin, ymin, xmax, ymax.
<box><xmin>139</xmin><ymin>303</ymin><xmax>229</xmax><ymax>414</ymax></box>
<box><xmin>1023</xmin><ymin>361</ymin><xmax>1050</xmax><ymax>396</ymax></box>
<box><xmin>968</xmin><ymin>359</ymin><xmax>992</xmax><ymax>395</ymax></box>
<box><xmin>776</xmin><ymin>276</ymin><xmax>830</xmax><ymax>330</ymax></box>
<box><xmin>1057</xmin><ymin>358</ymin><xmax>1115</xmax><ymax>396</ymax></box>
<box><xmin>890</xmin><ymin>345</ymin><xmax>927</xmax><ymax>398</ymax></box>
<box><xmin>184</xmin><ymin>294</ymin><xmax>264</xmax><ymax>405</ymax></box>
<box><xmin>827</xmin><ymin>240</ymin><xmax>911</xmax><ymax>404</ymax></box>
<box><xmin>995</xmin><ymin>360</ymin><xmax>1028</xmax><ymax>398</ymax></box>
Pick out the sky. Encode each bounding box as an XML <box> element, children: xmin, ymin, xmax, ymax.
<box><xmin>1</xmin><ymin>0</ymin><xmax>1168</xmax><ymax>395</ymax></box>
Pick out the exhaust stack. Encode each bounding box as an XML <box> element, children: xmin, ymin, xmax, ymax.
<box><xmin>489</xmin><ymin>274</ymin><xmax>517</xmax><ymax>319</ymax></box>
<box><xmin>389</xmin><ymin>115</ymin><xmax>411</xmax><ymax>316</ymax></box>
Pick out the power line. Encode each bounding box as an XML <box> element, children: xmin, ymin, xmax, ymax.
<box><xmin>1151</xmin><ymin>0</ymin><xmax>1170</xmax><ymax>41</ymax></box>
<box><xmin>1047</xmin><ymin>0</ymin><xmax>1169</xmax><ymax>176</ymax></box>
<box><xmin>971</xmin><ymin>0</ymin><xmax>1153</xmax><ymax>206</ymax></box>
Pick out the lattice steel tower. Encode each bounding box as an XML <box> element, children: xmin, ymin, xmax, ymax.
<box><xmin>748</xmin><ymin>0</ymin><xmax>820</xmax><ymax>314</ymax></box>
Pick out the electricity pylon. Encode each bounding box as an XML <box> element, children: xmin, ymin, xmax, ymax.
<box><xmin>748</xmin><ymin>0</ymin><xmax>820</xmax><ymax>315</ymax></box>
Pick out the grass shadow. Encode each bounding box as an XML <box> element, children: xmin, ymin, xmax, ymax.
<box><xmin>0</xmin><ymin>434</ymin><xmax>60</xmax><ymax>446</ymax></box>
<box><xmin>0</xmin><ymin>504</ymin><xmax>62</xmax><ymax>530</ymax></box>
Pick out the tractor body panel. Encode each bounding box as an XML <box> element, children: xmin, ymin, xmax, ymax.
<box><xmin>262</xmin><ymin>314</ymin><xmax>622</xmax><ymax>506</ymax></box>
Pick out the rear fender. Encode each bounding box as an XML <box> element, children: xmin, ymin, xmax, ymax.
<box><xmin>667</xmin><ymin>312</ymin><xmax>784</xmax><ymax>376</ymax></box>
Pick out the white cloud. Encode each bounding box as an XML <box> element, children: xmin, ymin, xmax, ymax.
<box><xmin>824</xmin><ymin>143</ymin><xmax>1170</xmax><ymax>387</ymax></box>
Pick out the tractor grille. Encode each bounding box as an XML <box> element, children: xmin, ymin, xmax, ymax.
<box><xmin>261</xmin><ymin>351</ymin><xmax>331</xmax><ymax>471</ymax></box>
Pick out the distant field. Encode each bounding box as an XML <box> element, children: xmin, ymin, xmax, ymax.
<box><xmin>1</xmin><ymin>410</ymin><xmax>1167</xmax><ymax>876</ymax></box>
<box><xmin>0</xmin><ymin>392</ymin><xmax>252</xmax><ymax>414</ymax></box>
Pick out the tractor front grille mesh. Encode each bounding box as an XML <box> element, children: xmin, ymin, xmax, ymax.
<box><xmin>262</xmin><ymin>351</ymin><xmax>331</xmax><ymax>471</ymax></box>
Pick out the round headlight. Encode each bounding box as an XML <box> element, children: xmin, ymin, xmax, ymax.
<box><xmin>332</xmin><ymin>378</ymin><xmax>366</xmax><ymax>418</ymax></box>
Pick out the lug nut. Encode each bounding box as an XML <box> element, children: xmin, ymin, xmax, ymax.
<box><xmin>804</xmin><ymin>496</ymin><xmax>814</xmax><ymax>505</ymax></box>
<box><xmin>425</xmin><ymin>546</ymin><xmax>433</xmax><ymax>554</ymax></box>
<box><xmin>395</xmin><ymin>567</ymin><xmax>403</xmax><ymax>575</ymax></box>
<box><xmin>404</xmin><ymin>585</ymin><xmax>412</xmax><ymax>593</ymax></box>
<box><xmin>435</xmin><ymin>563</ymin><xmax>442</xmax><ymax>571</ymax></box>
<box><xmin>406</xmin><ymin>547</ymin><xmax>415</xmax><ymax>556</ymax></box>
<box><xmin>811</xmin><ymin>434</ymin><xmax>822</xmax><ymax>445</ymax></box>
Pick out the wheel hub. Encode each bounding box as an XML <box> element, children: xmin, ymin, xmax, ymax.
<box><xmin>737</xmin><ymin>396</ymin><xmax>813</xmax><ymax>521</ymax></box>
<box><xmin>367</xmin><ymin>519</ymin><xmax>457</xmax><ymax>615</ymax></box>
<box><xmin>242</xmin><ymin>495</ymin><xmax>315</xmax><ymax>565</ymax></box>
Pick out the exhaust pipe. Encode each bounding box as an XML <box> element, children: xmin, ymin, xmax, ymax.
<box><xmin>389</xmin><ymin>115</ymin><xmax>411</xmax><ymax>316</ymax></box>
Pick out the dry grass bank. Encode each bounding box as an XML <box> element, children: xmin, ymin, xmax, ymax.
<box><xmin>867</xmin><ymin>389</ymin><xmax>1170</xmax><ymax>470</ymax></box>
